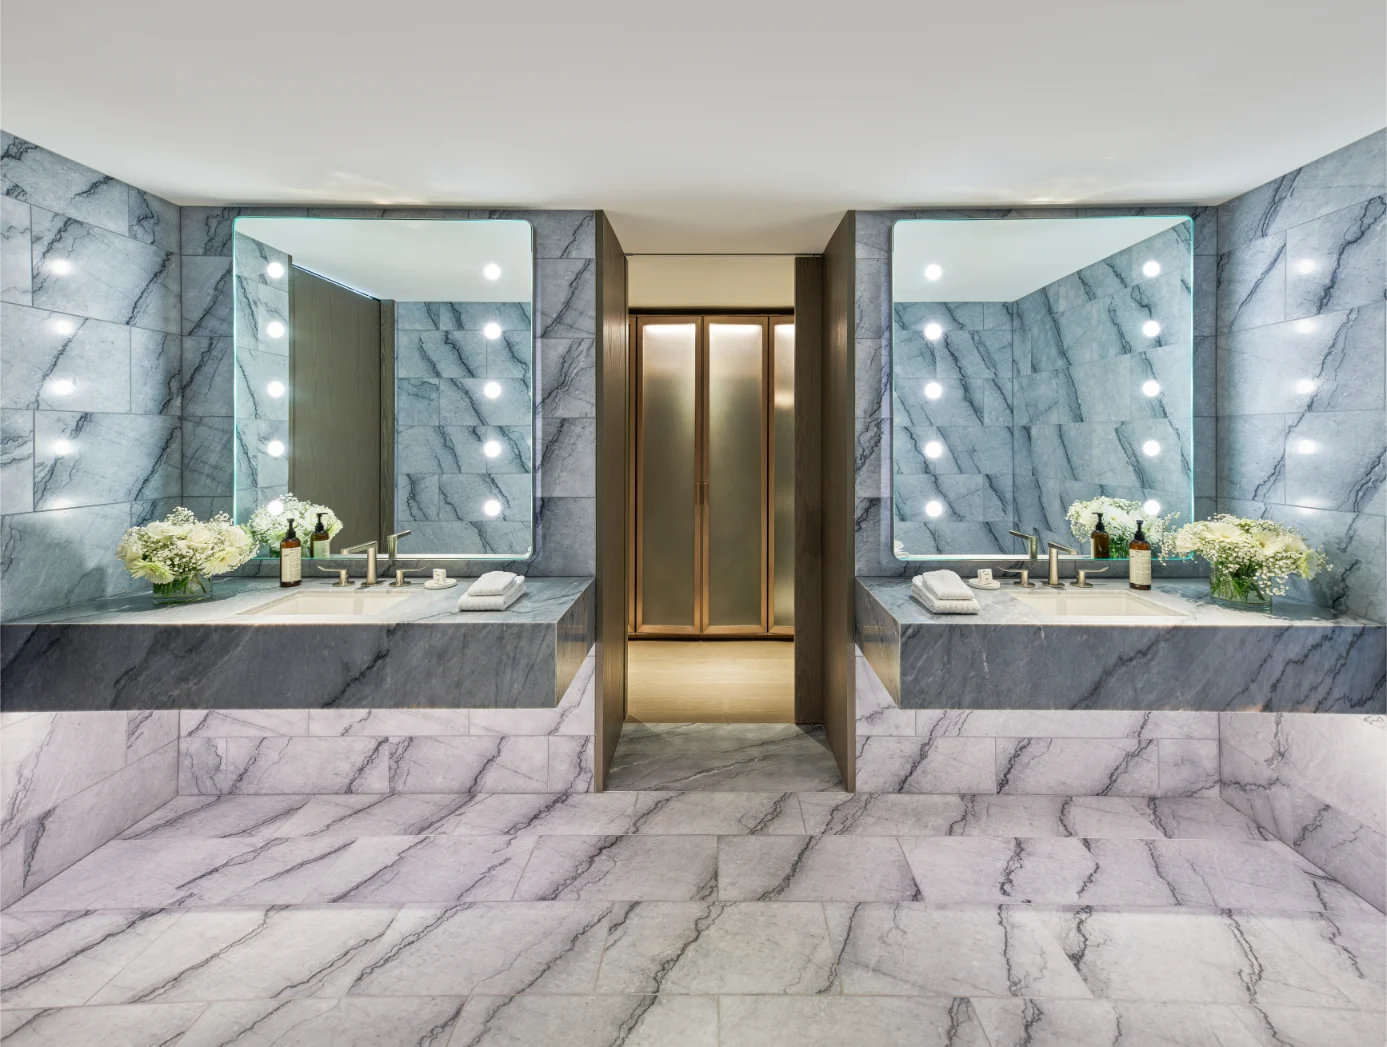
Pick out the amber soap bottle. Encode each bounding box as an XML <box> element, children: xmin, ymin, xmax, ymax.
<box><xmin>1128</xmin><ymin>519</ymin><xmax>1151</xmax><ymax>591</ymax></box>
<box><xmin>1090</xmin><ymin>512</ymin><xmax>1111</xmax><ymax>559</ymax></box>
<box><xmin>279</xmin><ymin>519</ymin><xmax>302</xmax><ymax>587</ymax></box>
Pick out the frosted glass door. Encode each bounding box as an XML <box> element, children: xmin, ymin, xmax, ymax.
<box><xmin>771</xmin><ymin>320</ymin><xmax>795</xmax><ymax>630</ymax></box>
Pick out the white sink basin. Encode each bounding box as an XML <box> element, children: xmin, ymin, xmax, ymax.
<box><xmin>1011</xmin><ymin>590</ymin><xmax>1189</xmax><ymax>619</ymax></box>
<box><xmin>241</xmin><ymin>589</ymin><xmax>414</xmax><ymax>617</ymax></box>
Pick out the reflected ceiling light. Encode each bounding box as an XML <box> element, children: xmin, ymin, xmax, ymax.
<box><xmin>483</xmin><ymin>439</ymin><xmax>502</xmax><ymax>458</ymax></box>
<box><xmin>265</xmin><ymin>261</ymin><xmax>285</xmax><ymax>279</ymax></box>
<box><xmin>483</xmin><ymin>263</ymin><xmax>502</xmax><ymax>281</ymax></box>
<box><xmin>1141</xmin><ymin>320</ymin><xmax>1161</xmax><ymax>338</ymax></box>
<box><xmin>265</xmin><ymin>439</ymin><xmax>286</xmax><ymax>458</ymax></box>
<box><xmin>483</xmin><ymin>322</ymin><xmax>502</xmax><ymax>340</ymax></box>
<box><xmin>266</xmin><ymin>499</ymin><xmax>284</xmax><ymax>515</ymax></box>
<box><xmin>1141</xmin><ymin>440</ymin><xmax>1161</xmax><ymax>457</ymax></box>
<box><xmin>483</xmin><ymin>381</ymin><xmax>503</xmax><ymax>399</ymax></box>
<box><xmin>1294</xmin><ymin>378</ymin><xmax>1317</xmax><ymax>395</ymax></box>
<box><xmin>49</xmin><ymin>318</ymin><xmax>76</xmax><ymax>336</ymax></box>
<box><xmin>924</xmin><ymin>263</ymin><xmax>943</xmax><ymax>281</ymax></box>
<box><xmin>49</xmin><ymin>498</ymin><xmax>74</xmax><ymax>510</ymax></box>
<box><xmin>1141</xmin><ymin>379</ymin><xmax>1161</xmax><ymax>398</ymax></box>
<box><xmin>482</xmin><ymin>498</ymin><xmax>502</xmax><ymax>517</ymax></box>
<box><xmin>1295</xmin><ymin>439</ymin><xmax>1318</xmax><ymax>454</ymax></box>
<box><xmin>48</xmin><ymin>378</ymin><xmax>75</xmax><ymax>396</ymax></box>
<box><xmin>1142</xmin><ymin>499</ymin><xmax>1162</xmax><ymax>516</ymax></box>
<box><xmin>1295</xmin><ymin>258</ymin><xmax>1316</xmax><ymax>274</ymax></box>
<box><xmin>923</xmin><ymin>322</ymin><xmax>943</xmax><ymax>341</ymax></box>
<box><xmin>923</xmin><ymin>381</ymin><xmax>943</xmax><ymax>400</ymax></box>
<box><xmin>1142</xmin><ymin>260</ymin><xmax>1162</xmax><ymax>278</ymax></box>
<box><xmin>46</xmin><ymin>259</ymin><xmax>72</xmax><ymax>276</ymax></box>
<box><xmin>924</xmin><ymin>500</ymin><xmax>943</xmax><ymax>518</ymax></box>
<box><xmin>52</xmin><ymin>439</ymin><xmax>74</xmax><ymax>455</ymax></box>
<box><xmin>266</xmin><ymin>380</ymin><xmax>286</xmax><ymax>398</ymax></box>
<box><xmin>265</xmin><ymin>321</ymin><xmax>286</xmax><ymax>339</ymax></box>
<box><xmin>1294</xmin><ymin>319</ymin><xmax>1316</xmax><ymax>333</ymax></box>
<box><xmin>923</xmin><ymin>440</ymin><xmax>943</xmax><ymax>459</ymax></box>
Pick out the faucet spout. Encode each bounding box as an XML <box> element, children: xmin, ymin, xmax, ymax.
<box><xmin>1009</xmin><ymin>530</ymin><xmax>1039</xmax><ymax>560</ymax></box>
<box><xmin>342</xmin><ymin>541</ymin><xmax>380</xmax><ymax>586</ymax></box>
<box><xmin>1045</xmin><ymin>541</ymin><xmax>1077</xmax><ymax>588</ymax></box>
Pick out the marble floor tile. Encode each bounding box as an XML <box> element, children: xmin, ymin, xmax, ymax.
<box><xmin>448</xmin><ymin>994</ymin><xmax>717</xmax><ymax>1047</ymax></box>
<box><xmin>629</xmin><ymin>791</ymin><xmax>806</xmax><ymax>834</ymax></box>
<box><xmin>513</xmin><ymin>834</ymin><xmax>718</xmax><ymax>901</ymax></box>
<box><xmin>796</xmin><ymin>793</ymin><xmax>969</xmax><ymax>836</ymax></box>
<box><xmin>1251</xmin><ymin>907</ymin><xmax>1387</xmax><ymax>1012</ymax></box>
<box><xmin>593</xmin><ymin>901</ymin><xmax>841</xmax><ymax>995</ymax></box>
<box><xmin>272</xmin><ymin>793</ymin><xmax>479</xmax><ymax>838</ymax></box>
<box><xmin>718</xmin><ymin>995</ymin><xmax>990</xmax><ymax>1047</ymax></box>
<box><xmin>344</xmin><ymin>902</ymin><xmax>609</xmax><ymax>996</ymax></box>
<box><xmin>0</xmin><ymin>1003</ymin><xmax>207</xmax><ymax>1047</ymax></box>
<box><xmin>823</xmin><ymin>902</ymin><xmax>1092</xmax><ymax>999</ymax></box>
<box><xmin>298</xmin><ymin>834</ymin><xmax>536</xmax><ymax>903</ymax></box>
<box><xmin>718</xmin><ymin>835</ymin><xmax>920</xmax><ymax>902</ymax></box>
<box><xmin>116</xmin><ymin>795</ymin><xmax>317</xmax><ymax>841</ymax></box>
<box><xmin>428</xmin><ymin>792</ymin><xmax>637</xmax><ymax>837</ymax></box>
<box><xmin>605</xmin><ymin>723</ymin><xmax>844</xmax><ymax>791</ymax></box>
<box><xmin>175</xmin><ymin>996</ymin><xmax>467</xmax><ymax>1047</ymax></box>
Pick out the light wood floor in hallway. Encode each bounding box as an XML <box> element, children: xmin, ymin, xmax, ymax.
<box><xmin>626</xmin><ymin>640</ymin><xmax>795</xmax><ymax>722</ymax></box>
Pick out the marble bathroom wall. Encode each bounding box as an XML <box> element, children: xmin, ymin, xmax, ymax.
<box><xmin>394</xmin><ymin>300</ymin><xmax>536</xmax><ymax>554</ymax></box>
<box><xmin>1220</xmin><ymin>712</ymin><xmax>1385</xmax><ymax>911</ymax></box>
<box><xmin>175</xmin><ymin>649</ymin><xmax>596</xmax><ymax>795</ymax></box>
<box><xmin>1215</xmin><ymin>129</ymin><xmax>1386</xmax><ymax>622</ymax></box>
<box><xmin>0</xmin><ymin>710</ymin><xmax>177</xmax><ymax>906</ymax></box>
<box><xmin>1</xmin><ymin>134</ymin><xmax>183</xmax><ymax>620</ymax></box>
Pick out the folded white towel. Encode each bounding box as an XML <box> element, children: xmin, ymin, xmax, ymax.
<box><xmin>457</xmin><ymin>578</ymin><xmax>525</xmax><ymax>611</ymax></box>
<box><xmin>911</xmin><ymin>585</ymin><xmax>980</xmax><ymax>615</ymax></box>
<box><xmin>914</xmin><ymin>570</ymin><xmax>974</xmax><ymax>602</ymax></box>
<box><xmin>466</xmin><ymin>571</ymin><xmax>522</xmax><ymax>597</ymax></box>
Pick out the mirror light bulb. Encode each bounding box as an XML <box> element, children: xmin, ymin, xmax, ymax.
<box><xmin>923</xmin><ymin>322</ymin><xmax>943</xmax><ymax>341</ymax></box>
<box><xmin>1141</xmin><ymin>320</ymin><xmax>1161</xmax><ymax>338</ymax></box>
<box><xmin>483</xmin><ymin>439</ymin><xmax>502</xmax><ymax>458</ymax></box>
<box><xmin>924</xmin><ymin>500</ymin><xmax>943</xmax><ymax>518</ymax></box>
<box><xmin>52</xmin><ymin>439</ymin><xmax>73</xmax><ymax>455</ymax></box>
<box><xmin>1141</xmin><ymin>379</ymin><xmax>1161</xmax><ymax>398</ymax></box>
<box><xmin>482</xmin><ymin>498</ymin><xmax>502</xmax><ymax>518</ymax></box>
<box><xmin>266</xmin><ymin>499</ymin><xmax>284</xmax><ymax>515</ymax></box>
<box><xmin>923</xmin><ymin>440</ymin><xmax>943</xmax><ymax>459</ymax></box>
<box><xmin>1294</xmin><ymin>319</ymin><xmax>1316</xmax><ymax>334</ymax></box>
<box><xmin>265</xmin><ymin>261</ymin><xmax>285</xmax><ymax>279</ymax></box>
<box><xmin>1296</xmin><ymin>439</ymin><xmax>1318</xmax><ymax>454</ymax></box>
<box><xmin>483</xmin><ymin>322</ymin><xmax>502</xmax><ymax>340</ymax></box>
<box><xmin>266</xmin><ymin>380</ymin><xmax>286</xmax><ymax>398</ymax></box>
<box><xmin>265</xmin><ymin>439</ymin><xmax>286</xmax><ymax>458</ymax></box>
<box><xmin>483</xmin><ymin>263</ymin><xmax>501</xmax><ymax>280</ymax></box>
<box><xmin>49</xmin><ymin>318</ymin><xmax>76</xmax><ymax>336</ymax></box>
<box><xmin>47</xmin><ymin>259</ymin><xmax>72</xmax><ymax>276</ymax></box>
<box><xmin>1142</xmin><ymin>260</ymin><xmax>1161</xmax><ymax>278</ymax></box>
<box><xmin>48</xmin><ymin>378</ymin><xmax>75</xmax><ymax>396</ymax></box>
<box><xmin>1294</xmin><ymin>378</ymin><xmax>1316</xmax><ymax>395</ymax></box>
<box><xmin>923</xmin><ymin>381</ymin><xmax>943</xmax><ymax>400</ymax></box>
<box><xmin>483</xmin><ymin>381</ymin><xmax>502</xmax><ymax>399</ymax></box>
<box><xmin>1142</xmin><ymin>499</ymin><xmax>1162</xmax><ymax>516</ymax></box>
<box><xmin>924</xmin><ymin>263</ymin><xmax>943</xmax><ymax>281</ymax></box>
<box><xmin>1141</xmin><ymin>440</ymin><xmax>1161</xmax><ymax>457</ymax></box>
<box><xmin>266</xmin><ymin>321</ymin><xmax>286</xmax><ymax>339</ymax></box>
<box><xmin>1295</xmin><ymin>258</ymin><xmax>1316</xmax><ymax>274</ymax></box>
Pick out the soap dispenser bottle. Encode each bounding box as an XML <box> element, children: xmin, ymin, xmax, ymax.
<box><xmin>279</xmin><ymin>519</ymin><xmax>302</xmax><ymax>587</ymax></box>
<box><xmin>310</xmin><ymin>513</ymin><xmax>331</xmax><ymax>559</ymax></box>
<box><xmin>1090</xmin><ymin>512</ymin><xmax>1111</xmax><ymax>559</ymax></box>
<box><xmin>1128</xmin><ymin>519</ymin><xmax>1151</xmax><ymax>591</ymax></box>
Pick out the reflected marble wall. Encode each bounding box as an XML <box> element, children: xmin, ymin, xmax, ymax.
<box><xmin>1215</xmin><ymin>130</ymin><xmax>1386</xmax><ymax>622</ymax></box>
<box><xmin>1</xmin><ymin>134</ymin><xmax>182</xmax><ymax>620</ymax></box>
<box><xmin>231</xmin><ymin>232</ymin><xmax>289</xmax><ymax>523</ymax></box>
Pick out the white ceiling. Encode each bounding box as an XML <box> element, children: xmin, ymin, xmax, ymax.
<box><xmin>1</xmin><ymin>0</ymin><xmax>1383</xmax><ymax>254</ymax></box>
<box><xmin>237</xmin><ymin>218</ymin><xmax>533</xmax><ymax>301</ymax></box>
<box><xmin>893</xmin><ymin>216</ymin><xmax>1187</xmax><ymax>302</ymax></box>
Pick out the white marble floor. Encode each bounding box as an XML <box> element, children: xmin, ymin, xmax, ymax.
<box><xmin>607</xmin><ymin>723</ymin><xmax>844</xmax><ymax>791</ymax></box>
<box><xmin>2</xmin><ymin>792</ymin><xmax>1383</xmax><ymax>1046</ymax></box>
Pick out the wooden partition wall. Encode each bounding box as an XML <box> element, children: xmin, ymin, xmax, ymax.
<box><xmin>793</xmin><ymin>258</ymin><xmax>824</xmax><ymax>725</ymax></box>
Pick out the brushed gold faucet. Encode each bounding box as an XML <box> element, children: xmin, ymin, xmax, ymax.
<box><xmin>1046</xmin><ymin>541</ymin><xmax>1076</xmax><ymax>587</ymax></box>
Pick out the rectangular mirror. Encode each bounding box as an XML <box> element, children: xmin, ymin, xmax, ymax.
<box><xmin>890</xmin><ymin>216</ymin><xmax>1194</xmax><ymax>559</ymax></box>
<box><xmin>232</xmin><ymin>218</ymin><xmax>535</xmax><ymax>559</ymax></box>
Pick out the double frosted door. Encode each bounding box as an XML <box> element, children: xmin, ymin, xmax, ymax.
<box><xmin>634</xmin><ymin>315</ymin><xmax>794</xmax><ymax>636</ymax></box>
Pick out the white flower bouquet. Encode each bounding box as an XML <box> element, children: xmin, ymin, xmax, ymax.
<box><xmin>1162</xmin><ymin>514</ymin><xmax>1328</xmax><ymax>605</ymax></box>
<box><xmin>247</xmin><ymin>493</ymin><xmax>342</xmax><ymax>554</ymax></box>
<box><xmin>116</xmin><ymin>507</ymin><xmax>254</xmax><ymax>603</ymax></box>
<box><xmin>1066</xmin><ymin>496</ymin><xmax>1178</xmax><ymax>557</ymax></box>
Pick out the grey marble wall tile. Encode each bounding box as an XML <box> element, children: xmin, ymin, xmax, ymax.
<box><xmin>486</xmin><ymin>425</ymin><xmax>533</xmax><ymax>475</ymax></box>
<box><xmin>235</xmin><ymin>346</ymin><xmax>289</xmax><ymax>424</ymax></box>
<box><xmin>0</xmin><ymin>502</ymin><xmax>135</xmax><ymax>619</ymax></box>
<box><xmin>1</xmin><ymin>133</ymin><xmax>128</xmax><ymax>237</ymax></box>
<box><xmin>894</xmin><ymin>424</ymin><xmax>1013</xmax><ymax>477</ymax></box>
<box><xmin>396</xmin><ymin>472</ymin><xmax>440</xmax><ymax>521</ymax></box>
<box><xmin>129</xmin><ymin>330</ymin><xmax>180</xmax><ymax>416</ymax></box>
<box><xmin>528</xmin><ymin>496</ymin><xmax>596</xmax><ymax>575</ymax></box>
<box><xmin>126</xmin><ymin>709</ymin><xmax>178</xmax><ymax>761</ymax></box>
<box><xmin>536</xmin><ymin>259</ymin><xmax>595</xmax><ymax>338</ymax></box>
<box><xmin>856</xmin><ymin>417</ymin><xmax>886</xmax><ymax>500</ymax></box>
<box><xmin>396</xmin><ymin>301</ymin><xmax>532</xmax><ymax>332</ymax></box>
<box><xmin>180</xmin><ymin>336</ymin><xmax>233</xmax><ymax>418</ymax></box>
<box><xmin>1</xmin><ymin>711</ymin><xmax>127</xmax><ymax>828</ymax></box>
<box><xmin>1264</xmin><ymin>504</ymin><xmax>1386</xmax><ymax>621</ymax></box>
<box><xmin>30</xmin><ymin>208</ymin><xmax>179</xmax><ymax>333</ymax></box>
<box><xmin>396</xmin><ymin>378</ymin><xmax>440</xmax><ymax>425</ymax></box>
<box><xmin>894</xmin><ymin>377</ymin><xmax>1004</xmax><ymax>428</ymax></box>
<box><xmin>440</xmin><ymin>377</ymin><xmax>531</xmax><ymax>426</ymax></box>
<box><xmin>855</xmin><ymin>258</ymin><xmax>889</xmax><ymax>339</ymax></box>
<box><xmin>539</xmin><ymin>417</ymin><xmax>595</xmax><ymax>497</ymax></box>
<box><xmin>181</xmin><ymin>415</ymin><xmax>234</xmax><ymax>496</ymax></box>
<box><xmin>127</xmin><ymin>188</ymin><xmax>178</xmax><ymax>251</ymax></box>
<box><xmin>488</xmin><ymin>330</ymin><xmax>535</xmax><ymax>383</ymax></box>
<box><xmin>1215</xmin><ymin>235</ymin><xmax>1286</xmax><ymax>335</ymax></box>
<box><xmin>181</xmin><ymin>255</ymin><xmax>232</xmax><ymax>336</ymax></box>
<box><xmin>512</xmin><ymin>210</ymin><xmax>594</xmax><ymax>259</ymax></box>
<box><xmin>1</xmin><ymin>408</ymin><xmax>34</xmax><ymax>514</ymax></box>
<box><xmin>2</xmin><ymin>195</ymin><xmax>31</xmax><ymax>304</ymax></box>
<box><xmin>1193</xmin><ymin>254</ymin><xmax>1217</xmax><ymax>336</ymax></box>
<box><xmin>438</xmin><ymin>472</ymin><xmax>531</xmax><ymax>523</ymax></box>
<box><xmin>539</xmin><ymin>338</ymin><xmax>595</xmax><ymax>418</ymax></box>
<box><xmin>1215</xmin><ymin>414</ymin><xmax>1286</xmax><ymax>503</ymax></box>
<box><xmin>1157</xmin><ymin>739</ymin><xmax>1220</xmax><ymax>797</ymax></box>
<box><xmin>395</xmin><ymin>330</ymin><xmax>487</xmax><ymax>379</ymax></box>
<box><xmin>895</xmin><ymin>473</ymin><xmax>1011</xmax><ymax>524</ymax></box>
<box><xmin>1285</xmin><ymin>195</ymin><xmax>1386</xmax><ymax>319</ymax></box>
<box><xmin>1283</xmin><ymin>410</ymin><xmax>1385</xmax><ymax>515</ymax></box>
<box><xmin>233</xmin><ymin>232</ymin><xmax>289</xmax><ymax>291</ymax></box>
<box><xmin>855</xmin><ymin>337</ymin><xmax>890</xmax><ymax>420</ymax></box>
<box><xmin>1</xmin><ymin>303</ymin><xmax>131</xmax><ymax>411</ymax></box>
<box><xmin>180</xmin><ymin>206</ymin><xmax>240</xmax><ymax>256</ymax></box>
<box><xmin>180</xmin><ymin>736</ymin><xmax>391</xmax><ymax>794</ymax></box>
<box><xmin>32</xmin><ymin>411</ymin><xmax>177</xmax><ymax>510</ymax></box>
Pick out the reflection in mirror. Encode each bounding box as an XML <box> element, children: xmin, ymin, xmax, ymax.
<box><xmin>890</xmin><ymin>217</ymin><xmax>1194</xmax><ymax>560</ymax></box>
<box><xmin>232</xmin><ymin>218</ymin><xmax>534</xmax><ymax>559</ymax></box>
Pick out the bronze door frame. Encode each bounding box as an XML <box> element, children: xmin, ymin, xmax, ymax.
<box><xmin>768</xmin><ymin>317</ymin><xmax>795</xmax><ymax>637</ymax></box>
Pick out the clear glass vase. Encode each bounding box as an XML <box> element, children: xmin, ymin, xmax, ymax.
<box><xmin>152</xmin><ymin>572</ymin><xmax>213</xmax><ymax>605</ymax></box>
<box><xmin>1208</xmin><ymin>564</ymin><xmax>1271</xmax><ymax>607</ymax></box>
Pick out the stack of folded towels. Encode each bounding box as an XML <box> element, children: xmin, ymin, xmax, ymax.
<box><xmin>457</xmin><ymin>571</ymin><xmax>526</xmax><ymax>611</ymax></box>
<box><xmin>910</xmin><ymin>569</ymin><xmax>981</xmax><ymax>614</ymax></box>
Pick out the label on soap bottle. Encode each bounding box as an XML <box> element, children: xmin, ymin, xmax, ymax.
<box><xmin>1129</xmin><ymin>549</ymin><xmax>1151</xmax><ymax>588</ymax></box>
<box><xmin>280</xmin><ymin>546</ymin><xmax>302</xmax><ymax>584</ymax></box>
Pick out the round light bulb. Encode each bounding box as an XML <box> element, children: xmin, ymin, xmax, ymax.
<box><xmin>1142</xmin><ymin>499</ymin><xmax>1162</xmax><ymax>516</ymax></box>
<box><xmin>923</xmin><ymin>440</ymin><xmax>943</xmax><ymax>459</ymax></box>
<box><xmin>1294</xmin><ymin>319</ymin><xmax>1316</xmax><ymax>334</ymax></box>
<box><xmin>483</xmin><ymin>263</ymin><xmax>501</xmax><ymax>280</ymax></box>
<box><xmin>924</xmin><ymin>263</ymin><xmax>943</xmax><ymax>281</ymax></box>
<box><xmin>265</xmin><ymin>261</ymin><xmax>285</xmax><ymax>279</ymax></box>
<box><xmin>923</xmin><ymin>381</ymin><xmax>943</xmax><ymax>400</ymax></box>
<box><xmin>483</xmin><ymin>381</ymin><xmax>502</xmax><ymax>399</ymax></box>
<box><xmin>266</xmin><ymin>321</ymin><xmax>286</xmax><ymax>339</ymax></box>
<box><xmin>265</xmin><ymin>439</ymin><xmax>285</xmax><ymax>458</ymax></box>
<box><xmin>483</xmin><ymin>322</ymin><xmax>502</xmax><ymax>340</ymax></box>
<box><xmin>483</xmin><ymin>439</ymin><xmax>502</xmax><ymax>458</ymax></box>
<box><xmin>1296</xmin><ymin>439</ymin><xmax>1318</xmax><ymax>455</ymax></box>
<box><xmin>923</xmin><ymin>322</ymin><xmax>943</xmax><ymax>341</ymax></box>
<box><xmin>49</xmin><ymin>318</ymin><xmax>76</xmax><ymax>336</ymax></box>
<box><xmin>47</xmin><ymin>259</ymin><xmax>72</xmax><ymax>276</ymax></box>
<box><xmin>1142</xmin><ymin>320</ymin><xmax>1161</xmax><ymax>338</ymax></box>
<box><xmin>1294</xmin><ymin>378</ymin><xmax>1316</xmax><ymax>395</ymax></box>
<box><xmin>1141</xmin><ymin>440</ymin><xmax>1161</xmax><ymax>457</ymax></box>
<box><xmin>1141</xmin><ymin>379</ymin><xmax>1161</xmax><ymax>398</ymax></box>
<box><xmin>924</xmin><ymin>500</ymin><xmax>943</xmax><ymax>518</ymax></box>
<box><xmin>482</xmin><ymin>498</ymin><xmax>502</xmax><ymax>518</ymax></box>
<box><xmin>266</xmin><ymin>499</ymin><xmax>284</xmax><ymax>515</ymax></box>
<box><xmin>52</xmin><ymin>439</ymin><xmax>73</xmax><ymax>455</ymax></box>
<box><xmin>1295</xmin><ymin>258</ymin><xmax>1316</xmax><ymax>274</ymax></box>
<box><xmin>1142</xmin><ymin>260</ymin><xmax>1161</xmax><ymax>278</ymax></box>
<box><xmin>266</xmin><ymin>380</ymin><xmax>286</xmax><ymax>398</ymax></box>
<box><xmin>48</xmin><ymin>378</ymin><xmax>75</xmax><ymax>396</ymax></box>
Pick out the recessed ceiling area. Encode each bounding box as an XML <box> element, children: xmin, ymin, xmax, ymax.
<box><xmin>1</xmin><ymin>0</ymin><xmax>1383</xmax><ymax>254</ymax></box>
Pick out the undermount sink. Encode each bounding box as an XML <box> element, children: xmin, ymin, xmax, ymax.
<box><xmin>1010</xmin><ymin>590</ymin><xmax>1190</xmax><ymax>619</ymax></box>
<box><xmin>241</xmin><ymin>589</ymin><xmax>414</xmax><ymax>617</ymax></box>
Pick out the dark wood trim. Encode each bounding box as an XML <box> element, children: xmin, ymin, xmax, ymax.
<box><xmin>379</xmin><ymin>299</ymin><xmax>395</xmax><ymax>544</ymax></box>
<box><xmin>793</xmin><ymin>256</ymin><xmax>825</xmax><ymax>725</ymax></box>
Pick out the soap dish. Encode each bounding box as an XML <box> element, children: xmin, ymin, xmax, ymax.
<box><xmin>967</xmin><ymin>579</ymin><xmax>1001</xmax><ymax>591</ymax></box>
<box><xmin>423</xmin><ymin>578</ymin><xmax>458</xmax><ymax>590</ymax></box>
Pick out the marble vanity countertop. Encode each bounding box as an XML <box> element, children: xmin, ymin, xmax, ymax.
<box><xmin>1</xmin><ymin>577</ymin><xmax>593</xmax><ymax>712</ymax></box>
<box><xmin>857</xmin><ymin>577</ymin><xmax>1385</xmax><ymax>714</ymax></box>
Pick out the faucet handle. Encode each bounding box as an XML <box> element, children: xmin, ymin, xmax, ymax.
<box><xmin>316</xmin><ymin>565</ymin><xmax>351</xmax><ymax>587</ymax></box>
<box><xmin>1073</xmin><ymin>566</ymin><xmax>1109</xmax><ymax>588</ymax></box>
<box><xmin>998</xmin><ymin>567</ymin><xmax>1036</xmax><ymax>588</ymax></box>
<box><xmin>1008</xmin><ymin>530</ymin><xmax>1039</xmax><ymax>559</ymax></box>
